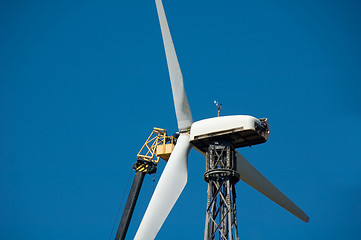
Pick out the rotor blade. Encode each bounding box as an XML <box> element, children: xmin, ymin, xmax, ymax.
<box><xmin>235</xmin><ymin>151</ymin><xmax>309</xmax><ymax>222</ymax></box>
<box><xmin>134</xmin><ymin>134</ymin><xmax>192</xmax><ymax>240</ymax></box>
<box><xmin>155</xmin><ymin>0</ymin><xmax>193</xmax><ymax>131</ymax></box>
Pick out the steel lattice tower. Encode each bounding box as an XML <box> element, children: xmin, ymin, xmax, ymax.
<box><xmin>204</xmin><ymin>141</ymin><xmax>240</xmax><ymax>240</ymax></box>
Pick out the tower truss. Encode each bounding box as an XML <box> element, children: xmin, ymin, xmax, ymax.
<box><xmin>204</xmin><ymin>141</ymin><xmax>240</xmax><ymax>240</ymax></box>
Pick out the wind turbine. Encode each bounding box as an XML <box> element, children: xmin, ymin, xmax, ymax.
<box><xmin>134</xmin><ymin>1</ymin><xmax>309</xmax><ymax>239</ymax></box>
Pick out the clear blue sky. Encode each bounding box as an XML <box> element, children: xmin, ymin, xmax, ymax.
<box><xmin>1</xmin><ymin>0</ymin><xmax>361</xmax><ymax>239</ymax></box>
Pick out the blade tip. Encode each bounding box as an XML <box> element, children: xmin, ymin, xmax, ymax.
<box><xmin>302</xmin><ymin>215</ymin><xmax>310</xmax><ymax>223</ymax></box>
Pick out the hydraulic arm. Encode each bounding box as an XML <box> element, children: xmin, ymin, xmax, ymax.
<box><xmin>114</xmin><ymin>128</ymin><xmax>176</xmax><ymax>240</ymax></box>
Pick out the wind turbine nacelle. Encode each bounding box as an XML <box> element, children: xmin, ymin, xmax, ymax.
<box><xmin>190</xmin><ymin>115</ymin><xmax>270</xmax><ymax>151</ymax></box>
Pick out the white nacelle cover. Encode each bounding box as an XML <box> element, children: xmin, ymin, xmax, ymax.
<box><xmin>190</xmin><ymin>115</ymin><xmax>258</xmax><ymax>139</ymax></box>
<box><xmin>190</xmin><ymin>115</ymin><xmax>270</xmax><ymax>149</ymax></box>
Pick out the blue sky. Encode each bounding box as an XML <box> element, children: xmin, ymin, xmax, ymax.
<box><xmin>1</xmin><ymin>0</ymin><xmax>361</xmax><ymax>239</ymax></box>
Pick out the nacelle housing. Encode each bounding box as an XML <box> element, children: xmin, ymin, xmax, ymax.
<box><xmin>189</xmin><ymin>115</ymin><xmax>270</xmax><ymax>151</ymax></box>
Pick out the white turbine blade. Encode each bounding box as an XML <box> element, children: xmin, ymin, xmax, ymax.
<box><xmin>155</xmin><ymin>0</ymin><xmax>193</xmax><ymax>131</ymax></box>
<box><xmin>235</xmin><ymin>151</ymin><xmax>309</xmax><ymax>222</ymax></box>
<box><xmin>134</xmin><ymin>134</ymin><xmax>192</xmax><ymax>240</ymax></box>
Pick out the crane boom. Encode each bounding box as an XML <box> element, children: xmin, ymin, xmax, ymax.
<box><xmin>114</xmin><ymin>128</ymin><xmax>176</xmax><ymax>240</ymax></box>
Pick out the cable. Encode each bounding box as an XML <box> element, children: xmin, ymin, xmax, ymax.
<box><xmin>108</xmin><ymin>168</ymin><xmax>133</xmax><ymax>240</ymax></box>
